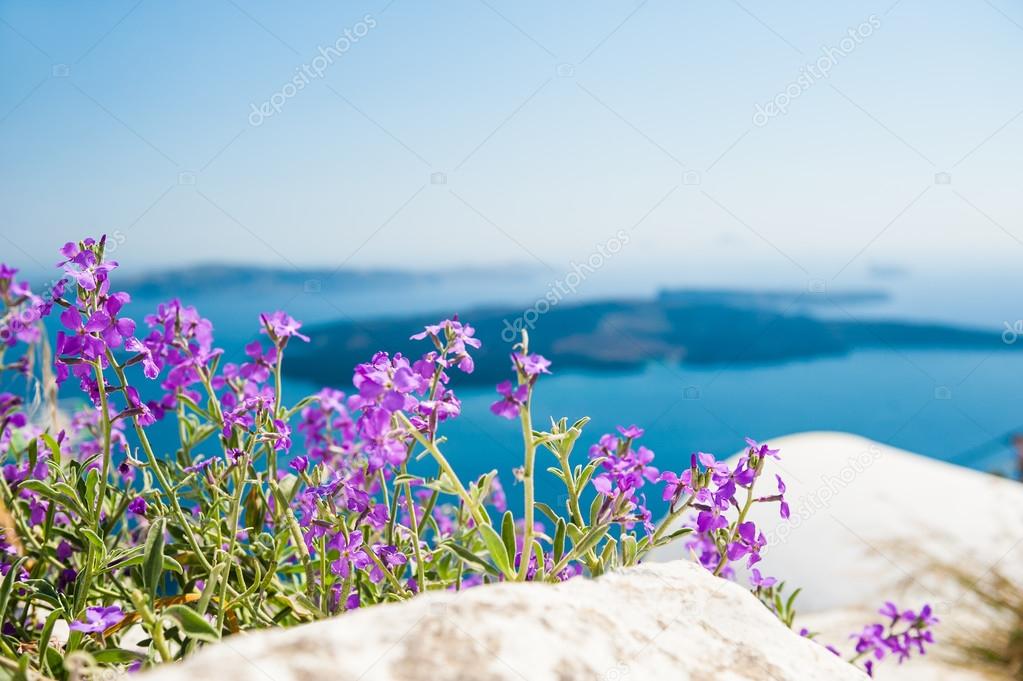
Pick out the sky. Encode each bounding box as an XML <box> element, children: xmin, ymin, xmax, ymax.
<box><xmin>2</xmin><ymin>1</ymin><xmax>1022</xmax><ymax>296</ymax></box>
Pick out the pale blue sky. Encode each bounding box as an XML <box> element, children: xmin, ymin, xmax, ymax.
<box><xmin>1</xmin><ymin>1</ymin><xmax>1022</xmax><ymax>294</ymax></box>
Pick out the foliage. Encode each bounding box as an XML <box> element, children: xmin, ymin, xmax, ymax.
<box><xmin>0</xmin><ymin>237</ymin><xmax>932</xmax><ymax>679</ymax></box>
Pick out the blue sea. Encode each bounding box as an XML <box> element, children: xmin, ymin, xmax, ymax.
<box><xmin>40</xmin><ymin>271</ymin><xmax>1023</xmax><ymax>517</ymax></box>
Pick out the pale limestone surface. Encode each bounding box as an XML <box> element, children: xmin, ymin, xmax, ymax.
<box><xmin>651</xmin><ymin>432</ymin><xmax>1023</xmax><ymax>681</ymax></box>
<box><xmin>142</xmin><ymin>559</ymin><xmax>865</xmax><ymax>681</ymax></box>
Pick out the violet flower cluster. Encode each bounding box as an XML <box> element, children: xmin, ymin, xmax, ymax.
<box><xmin>0</xmin><ymin>237</ymin><xmax>937</xmax><ymax>680</ymax></box>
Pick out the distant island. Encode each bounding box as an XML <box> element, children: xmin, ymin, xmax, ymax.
<box><xmin>116</xmin><ymin>263</ymin><xmax>534</xmax><ymax>299</ymax></box>
<box><xmin>287</xmin><ymin>289</ymin><xmax>1009</xmax><ymax>387</ymax></box>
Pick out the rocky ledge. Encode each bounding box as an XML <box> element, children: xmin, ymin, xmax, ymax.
<box><xmin>142</xmin><ymin>559</ymin><xmax>863</xmax><ymax>681</ymax></box>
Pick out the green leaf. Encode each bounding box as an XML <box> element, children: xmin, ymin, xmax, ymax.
<box><xmin>37</xmin><ymin>608</ymin><xmax>64</xmax><ymax>671</ymax></box>
<box><xmin>653</xmin><ymin>527</ymin><xmax>692</xmax><ymax>547</ymax></box>
<box><xmin>93</xmin><ymin>648</ymin><xmax>145</xmax><ymax>664</ymax></box>
<box><xmin>0</xmin><ymin>557</ymin><xmax>27</xmax><ymax>621</ymax></box>
<box><xmin>531</xmin><ymin>540</ymin><xmax>546</xmax><ymax>581</ymax></box>
<box><xmin>588</xmin><ymin>492</ymin><xmax>603</xmax><ymax>526</ymax></box>
<box><xmin>196</xmin><ymin>560</ymin><xmax>228</xmax><ymax>617</ymax></box>
<box><xmin>40</xmin><ymin>433</ymin><xmax>61</xmax><ymax>459</ymax></box>
<box><xmin>576</xmin><ymin>460</ymin><xmax>601</xmax><ymax>491</ymax></box>
<box><xmin>26</xmin><ymin>438</ymin><xmax>38</xmax><ymax>475</ymax></box>
<box><xmin>24</xmin><ymin>579</ymin><xmax>60</xmax><ymax>608</ymax></box>
<box><xmin>553</xmin><ymin>518</ymin><xmax>567</xmax><ymax>563</ymax></box>
<box><xmin>534</xmin><ymin>502</ymin><xmax>559</xmax><ymax>525</ymax></box>
<box><xmin>441</xmin><ymin>544</ymin><xmax>500</xmax><ymax>578</ymax></box>
<box><xmin>478</xmin><ymin>523</ymin><xmax>514</xmax><ymax>578</ymax></box>
<box><xmin>84</xmin><ymin>467</ymin><xmax>100</xmax><ymax>517</ymax></box>
<box><xmin>12</xmin><ymin>653</ymin><xmax>30</xmax><ymax>681</ymax></box>
<box><xmin>621</xmin><ymin>534</ymin><xmax>638</xmax><ymax>566</ymax></box>
<box><xmin>500</xmin><ymin>511</ymin><xmax>516</xmax><ymax>566</ymax></box>
<box><xmin>18</xmin><ymin>480</ymin><xmax>86</xmax><ymax>518</ymax></box>
<box><xmin>143</xmin><ymin>517</ymin><xmax>166</xmax><ymax>599</ymax></box>
<box><xmin>545</xmin><ymin>467</ymin><xmax>566</xmax><ymax>484</ymax></box>
<box><xmin>164</xmin><ymin>604</ymin><xmax>220</xmax><ymax>643</ymax></box>
<box><xmin>573</xmin><ymin>524</ymin><xmax>610</xmax><ymax>559</ymax></box>
<box><xmin>599</xmin><ymin>537</ymin><xmax>618</xmax><ymax>570</ymax></box>
<box><xmin>81</xmin><ymin>527</ymin><xmax>105</xmax><ymax>556</ymax></box>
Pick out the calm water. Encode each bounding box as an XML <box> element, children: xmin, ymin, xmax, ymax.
<box><xmin>284</xmin><ymin>349</ymin><xmax>1023</xmax><ymax>514</ymax></box>
<box><xmin>40</xmin><ymin>280</ymin><xmax>1021</xmax><ymax>517</ymax></box>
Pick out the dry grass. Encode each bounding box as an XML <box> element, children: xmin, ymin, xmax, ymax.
<box><xmin>932</xmin><ymin>561</ymin><xmax>1023</xmax><ymax>679</ymax></box>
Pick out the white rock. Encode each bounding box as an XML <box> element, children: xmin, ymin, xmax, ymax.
<box><xmin>651</xmin><ymin>432</ymin><xmax>1023</xmax><ymax>681</ymax></box>
<box><xmin>141</xmin><ymin>560</ymin><xmax>864</xmax><ymax>681</ymax></box>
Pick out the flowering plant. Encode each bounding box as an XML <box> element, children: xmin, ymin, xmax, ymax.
<box><xmin>0</xmin><ymin>237</ymin><xmax>933</xmax><ymax>679</ymax></box>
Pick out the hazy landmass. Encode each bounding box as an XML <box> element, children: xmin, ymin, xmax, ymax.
<box><xmin>287</xmin><ymin>289</ymin><xmax>1009</xmax><ymax>387</ymax></box>
<box><xmin>117</xmin><ymin>264</ymin><xmax>533</xmax><ymax>298</ymax></box>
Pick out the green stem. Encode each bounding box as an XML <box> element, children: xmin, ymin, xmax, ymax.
<box><xmin>713</xmin><ymin>457</ymin><xmax>765</xmax><ymax>577</ymax></box>
<box><xmin>106</xmin><ymin>353</ymin><xmax>213</xmax><ymax>572</ymax></box>
<box><xmin>398</xmin><ymin>413</ymin><xmax>487</xmax><ymax>527</ymax></box>
<box><xmin>402</xmin><ymin>477</ymin><xmax>427</xmax><ymax>591</ymax></box>
<box><xmin>648</xmin><ymin>496</ymin><xmax>695</xmax><ymax>549</ymax></box>
<box><xmin>92</xmin><ymin>361</ymin><xmax>112</xmax><ymax>530</ymax></box>
<box><xmin>216</xmin><ymin>466</ymin><xmax>245</xmax><ymax>633</ymax></box>
<box><xmin>516</xmin><ymin>393</ymin><xmax>536</xmax><ymax>581</ymax></box>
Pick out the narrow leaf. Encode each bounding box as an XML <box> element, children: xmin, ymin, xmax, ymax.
<box><xmin>478</xmin><ymin>524</ymin><xmax>514</xmax><ymax>577</ymax></box>
<box><xmin>164</xmin><ymin>604</ymin><xmax>220</xmax><ymax>643</ymax></box>
<box><xmin>143</xmin><ymin>517</ymin><xmax>166</xmax><ymax>600</ymax></box>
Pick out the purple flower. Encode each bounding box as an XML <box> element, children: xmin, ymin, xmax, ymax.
<box><xmin>586</xmin><ymin>428</ymin><xmax>660</xmax><ymax>529</ymax></box>
<box><xmin>744</xmin><ymin>437</ymin><xmax>780</xmax><ymax>460</ymax></box>
<box><xmin>750</xmin><ymin>568</ymin><xmax>777</xmax><ymax>588</ymax></box>
<box><xmin>754</xmin><ymin>473</ymin><xmax>792</xmax><ymax>520</ymax></box>
<box><xmin>262</xmin><ymin>419</ymin><xmax>292</xmax><ymax>451</ymax></box>
<box><xmin>260</xmin><ymin>311</ymin><xmax>310</xmax><ymax>343</ymax></box>
<box><xmin>289</xmin><ymin>456</ymin><xmax>309</xmax><ymax>474</ymax></box>
<box><xmin>127</xmin><ymin>496</ymin><xmax>147</xmax><ymax>515</ymax></box>
<box><xmin>512</xmin><ymin>352</ymin><xmax>551</xmax><ymax>378</ymax></box>
<box><xmin>725</xmin><ymin>521</ymin><xmax>766</xmax><ymax>566</ymax></box>
<box><xmin>56</xmin><ymin>540</ymin><xmax>74</xmax><ymax>561</ymax></box>
<box><xmin>184</xmin><ymin>456</ymin><xmax>215</xmax><ymax>474</ymax></box>
<box><xmin>352</xmin><ymin>352</ymin><xmax>423</xmax><ymax>415</ymax></box>
<box><xmin>490</xmin><ymin>380</ymin><xmax>528</xmax><ymax>420</ymax></box>
<box><xmin>328</xmin><ymin>531</ymin><xmax>370</xmax><ymax>578</ymax></box>
<box><xmin>410</xmin><ymin>316</ymin><xmax>481</xmax><ymax>373</ymax></box>
<box><xmin>659</xmin><ymin>469</ymin><xmax>696</xmax><ymax>502</ymax></box>
<box><xmin>69</xmin><ymin>605</ymin><xmax>125</xmax><ymax>634</ymax></box>
<box><xmin>823</xmin><ymin>600</ymin><xmax>940</xmax><ymax>675</ymax></box>
<box><xmin>365</xmin><ymin>543</ymin><xmax>407</xmax><ymax>583</ymax></box>
<box><xmin>617</xmin><ymin>425</ymin><xmax>644</xmax><ymax>439</ymax></box>
<box><xmin>125</xmin><ymin>336</ymin><xmax>159</xmax><ymax>379</ymax></box>
<box><xmin>83</xmin><ymin>292</ymin><xmax>135</xmax><ymax>349</ymax></box>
